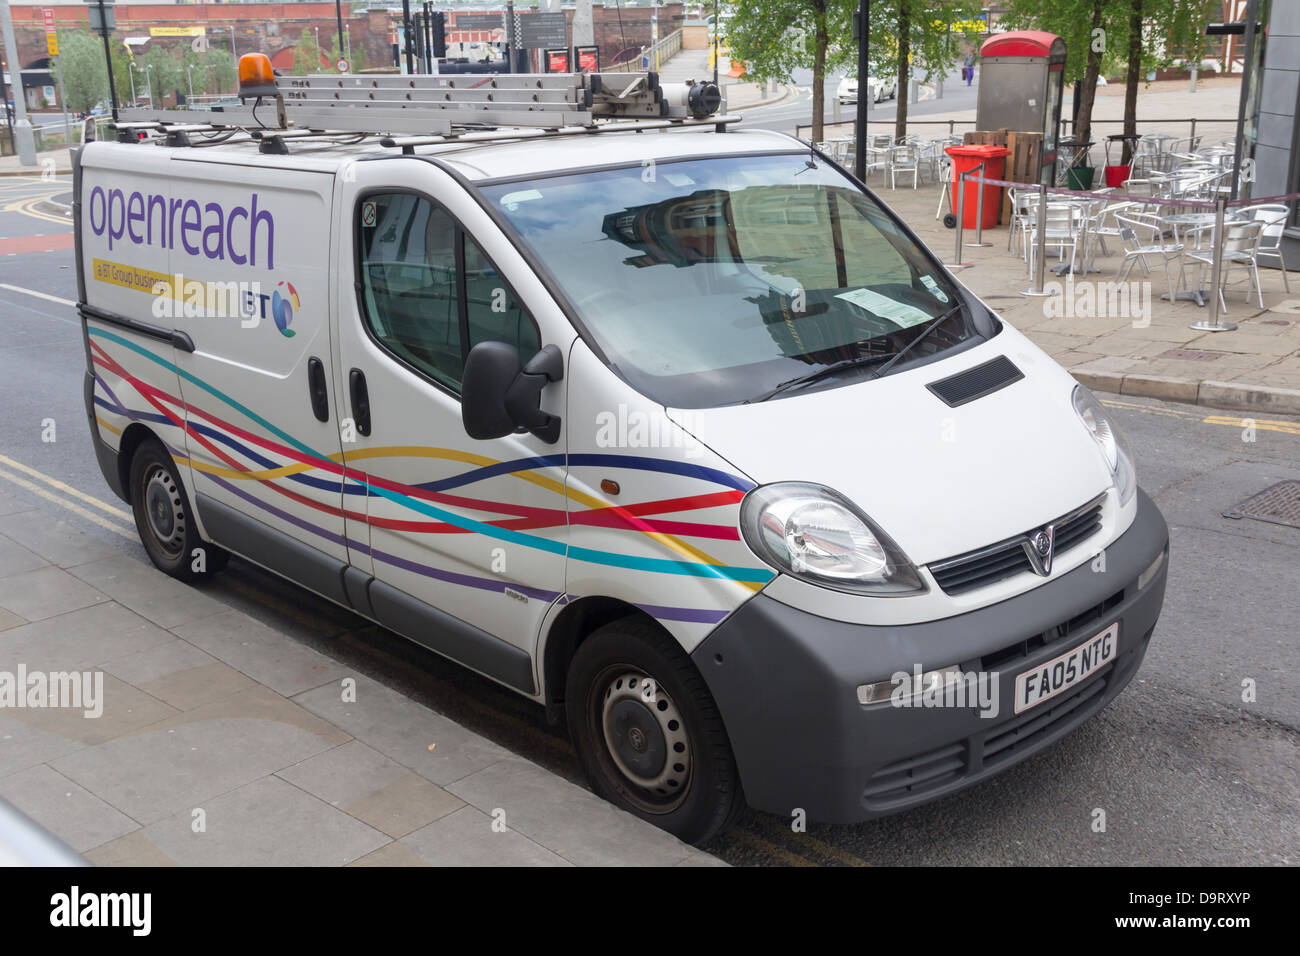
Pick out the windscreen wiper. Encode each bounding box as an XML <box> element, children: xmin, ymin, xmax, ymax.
<box><xmin>870</xmin><ymin>305</ymin><xmax>963</xmax><ymax>379</ymax></box>
<box><xmin>747</xmin><ymin>351</ymin><xmax>898</xmax><ymax>403</ymax></box>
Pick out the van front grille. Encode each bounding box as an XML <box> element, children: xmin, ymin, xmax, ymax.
<box><xmin>928</xmin><ymin>495</ymin><xmax>1106</xmax><ymax>595</ymax></box>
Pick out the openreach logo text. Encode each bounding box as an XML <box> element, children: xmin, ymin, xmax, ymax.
<box><xmin>87</xmin><ymin>186</ymin><xmax>275</xmax><ymax>269</ymax></box>
<box><xmin>0</xmin><ymin>666</ymin><xmax>102</xmax><ymax>718</ymax></box>
<box><xmin>50</xmin><ymin>887</ymin><xmax>151</xmax><ymax>936</ymax></box>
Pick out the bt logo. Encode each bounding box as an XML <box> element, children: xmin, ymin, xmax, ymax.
<box><xmin>240</xmin><ymin>281</ymin><xmax>300</xmax><ymax>337</ymax></box>
<box><xmin>272</xmin><ymin>281</ymin><xmax>300</xmax><ymax>338</ymax></box>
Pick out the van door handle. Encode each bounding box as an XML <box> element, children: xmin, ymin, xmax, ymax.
<box><xmin>307</xmin><ymin>357</ymin><xmax>329</xmax><ymax>422</ymax></box>
<box><xmin>349</xmin><ymin>368</ymin><xmax>372</xmax><ymax>436</ymax></box>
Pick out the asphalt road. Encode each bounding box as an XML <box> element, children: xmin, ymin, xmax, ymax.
<box><xmin>744</xmin><ymin>67</ymin><xmax>978</xmax><ymax>135</ymax></box>
<box><xmin>0</xmin><ymin>175</ymin><xmax>1296</xmax><ymax>866</ymax></box>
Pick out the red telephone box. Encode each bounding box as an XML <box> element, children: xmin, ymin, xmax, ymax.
<box><xmin>975</xmin><ymin>31</ymin><xmax>1067</xmax><ymax>185</ymax></box>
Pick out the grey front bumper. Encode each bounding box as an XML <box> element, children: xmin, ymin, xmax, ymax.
<box><xmin>691</xmin><ymin>488</ymin><xmax>1169</xmax><ymax>824</ymax></box>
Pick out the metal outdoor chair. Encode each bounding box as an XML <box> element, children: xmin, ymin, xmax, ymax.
<box><xmin>1184</xmin><ymin>219</ymin><xmax>1266</xmax><ymax>311</ymax></box>
<box><xmin>1028</xmin><ymin>202</ymin><xmax>1083</xmax><ymax>275</ymax></box>
<box><xmin>1085</xmin><ymin>199</ymin><xmax>1141</xmax><ymax>261</ymax></box>
<box><xmin>1114</xmin><ymin>213</ymin><xmax>1186</xmax><ymax>303</ymax></box>
<box><xmin>889</xmin><ymin>144</ymin><xmax>922</xmax><ymax>189</ymax></box>
<box><xmin>1239</xmin><ymin>203</ymin><xmax>1292</xmax><ymax>293</ymax></box>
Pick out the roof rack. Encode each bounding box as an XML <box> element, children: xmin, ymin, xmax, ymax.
<box><xmin>113</xmin><ymin>66</ymin><xmax>729</xmax><ymax>153</ymax></box>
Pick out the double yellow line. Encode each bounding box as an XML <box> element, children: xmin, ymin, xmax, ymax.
<box><xmin>1101</xmin><ymin>397</ymin><xmax>1300</xmax><ymax>436</ymax></box>
<box><xmin>0</xmin><ymin>452</ymin><xmax>135</xmax><ymax>540</ymax></box>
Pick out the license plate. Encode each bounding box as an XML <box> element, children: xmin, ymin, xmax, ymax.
<box><xmin>1014</xmin><ymin>623</ymin><xmax>1119</xmax><ymax>714</ymax></box>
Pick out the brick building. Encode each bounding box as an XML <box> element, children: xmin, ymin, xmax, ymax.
<box><xmin>4</xmin><ymin>4</ymin><xmax>685</xmax><ymax>108</ymax></box>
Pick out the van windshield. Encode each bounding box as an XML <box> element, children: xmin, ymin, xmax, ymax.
<box><xmin>481</xmin><ymin>152</ymin><xmax>974</xmax><ymax>407</ymax></box>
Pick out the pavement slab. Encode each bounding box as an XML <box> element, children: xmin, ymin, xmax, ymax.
<box><xmin>0</xmin><ymin>515</ymin><xmax>719</xmax><ymax>865</ymax></box>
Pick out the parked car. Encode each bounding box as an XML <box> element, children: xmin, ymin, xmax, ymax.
<box><xmin>837</xmin><ymin>74</ymin><xmax>897</xmax><ymax>105</ymax></box>
<box><xmin>75</xmin><ymin>54</ymin><xmax>1169</xmax><ymax>845</ymax></box>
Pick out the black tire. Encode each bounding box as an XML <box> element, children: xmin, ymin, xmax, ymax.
<box><xmin>943</xmin><ymin>212</ymin><xmax>958</xmax><ymax>229</ymax></box>
<box><xmin>129</xmin><ymin>438</ymin><xmax>228</xmax><ymax>581</ymax></box>
<box><xmin>565</xmin><ymin>617</ymin><xmax>744</xmax><ymax>845</ymax></box>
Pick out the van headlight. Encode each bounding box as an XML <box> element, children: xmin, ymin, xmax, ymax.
<box><xmin>1072</xmin><ymin>385</ymin><xmax>1136</xmax><ymax>506</ymax></box>
<box><xmin>740</xmin><ymin>482</ymin><xmax>926</xmax><ymax>595</ymax></box>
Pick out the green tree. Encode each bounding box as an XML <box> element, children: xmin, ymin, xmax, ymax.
<box><xmin>203</xmin><ymin>48</ymin><xmax>238</xmax><ymax>96</ymax></box>
<box><xmin>140</xmin><ymin>43</ymin><xmax>183</xmax><ymax>107</ymax></box>
<box><xmin>1002</xmin><ymin>0</ymin><xmax>1214</xmax><ymax>162</ymax></box>
<box><xmin>50</xmin><ymin>30</ymin><xmax>107</xmax><ymax>114</ymax></box>
<box><xmin>327</xmin><ymin>30</ymin><xmax>367</xmax><ymax>72</ymax></box>
<box><xmin>293</xmin><ymin>30</ymin><xmax>324</xmax><ymax>76</ymax></box>
<box><xmin>726</xmin><ymin>0</ymin><xmax>856</xmax><ymax>143</ymax></box>
<box><xmin>869</xmin><ymin>1</ymin><xmax>984</xmax><ymax>142</ymax></box>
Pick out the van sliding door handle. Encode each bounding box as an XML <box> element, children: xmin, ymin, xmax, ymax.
<box><xmin>307</xmin><ymin>357</ymin><xmax>330</xmax><ymax>423</ymax></box>
<box><xmin>349</xmin><ymin>368</ymin><xmax>372</xmax><ymax>436</ymax></box>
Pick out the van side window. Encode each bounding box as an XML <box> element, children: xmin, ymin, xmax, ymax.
<box><xmin>464</xmin><ymin>236</ymin><xmax>541</xmax><ymax>358</ymax></box>
<box><xmin>357</xmin><ymin>192</ymin><xmax>540</xmax><ymax>393</ymax></box>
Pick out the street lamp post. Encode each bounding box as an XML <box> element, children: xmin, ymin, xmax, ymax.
<box><xmin>144</xmin><ymin>62</ymin><xmax>153</xmax><ymax>109</ymax></box>
<box><xmin>854</xmin><ymin>0</ymin><xmax>869</xmax><ymax>179</ymax></box>
<box><xmin>187</xmin><ymin>64</ymin><xmax>194</xmax><ymax>101</ymax></box>
<box><xmin>128</xmin><ymin>61</ymin><xmax>137</xmax><ymax>105</ymax></box>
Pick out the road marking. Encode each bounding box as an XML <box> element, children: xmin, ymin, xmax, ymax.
<box><xmin>1103</xmin><ymin>397</ymin><xmax>1300</xmax><ymax>435</ymax></box>
<box><xmin>1202</xmin><ymin>415</ymin><xmax>1300</xmax><ymax>436</ymax></box>
<box><xmin>0</xmin><ymin>283</ymin><xmax>77</xmax><ymax>307</ymax></box>
<box><xmin>0</xmin><ymin>465</ymin><xmax>134</xmax><ymax>540</ymax></box>
<box><xmin>728</xmin><ymin>826</ymin><xmax>817</xmax><ymax>867</ymax></box>
<box><xmin>755</xmin><ymin>816</ymin><xmax>871</xmax><ymax>866</ymax></box>
<box><xmin>0</xmin><ymin>452</ymin><xmax>131</xmax><ymax>521</ymax></box>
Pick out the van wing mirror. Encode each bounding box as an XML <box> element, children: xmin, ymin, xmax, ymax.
<box><xmin>461</xmin><ymin>342</ymin><xmax>564</xmax><ymax>444</ymax></box>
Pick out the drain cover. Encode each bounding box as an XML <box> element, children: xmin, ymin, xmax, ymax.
<box><xmin>1223</xmin><ymin>480</ymin><xmax>1300</xmax><ymax>529</ymax></box>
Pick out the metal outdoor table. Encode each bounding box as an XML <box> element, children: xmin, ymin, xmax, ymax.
<box><xmin>1157</xmin><ymin>210</ymin><xmax>1247</xmax><ymax>306</ymax></box>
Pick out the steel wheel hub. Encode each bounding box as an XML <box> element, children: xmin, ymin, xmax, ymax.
<box><xmin>600</xmin><ymin>670</ymin><xmax>691</xmax><ymax>798</ymax></box>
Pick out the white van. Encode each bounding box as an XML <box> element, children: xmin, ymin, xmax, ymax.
<box><xmin>75</xmin><ymin>60</ymin><xmax>1168</xmax><ymax>844</ymax></box>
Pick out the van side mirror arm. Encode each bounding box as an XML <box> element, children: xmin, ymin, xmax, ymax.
<box><xmin>462</xmin><ymin>342</ymin><xmax>564</xmax><ymax>444</ymax></box>
<box><xmin>505</xmin><ymin>345</ymin><xmax>564</xmax><ymax>444</ymax></box>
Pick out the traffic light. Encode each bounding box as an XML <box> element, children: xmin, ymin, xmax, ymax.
<box><xmin>432</xmin><ymin>11</ymin><xmax>447</xmax><ymax>60</ymax></box>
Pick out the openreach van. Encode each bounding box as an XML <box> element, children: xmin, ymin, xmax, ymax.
<box><xmin>75</xmin><ymin>55</ymin><xmax>1169</xmax><ymax>844</ymax></box>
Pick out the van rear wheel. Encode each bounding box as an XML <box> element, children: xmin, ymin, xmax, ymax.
<box><xmin>129</xmin><ymin>438</ymin><xmax>228</xmax><ymax>581</ymax></box>
<box><xmin>565</xmin><ymin>617</ymin><xmax>743</xmax><ymax>845</ymax></box>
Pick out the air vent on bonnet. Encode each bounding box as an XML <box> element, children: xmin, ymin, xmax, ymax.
<box><xmin>926</xmin><ymin>355</ymin><xmax>1024</xmax><ymax>407</ymax></box>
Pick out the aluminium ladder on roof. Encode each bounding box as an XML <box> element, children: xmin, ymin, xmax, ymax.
<box><xmin>114</xmin><ymin>70</ymin><xmax>722</xmax><ymax>141</ymax></box>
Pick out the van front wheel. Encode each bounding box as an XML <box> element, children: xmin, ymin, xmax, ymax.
<box><xmin>566</xmin><ymin>618</ymin><xmax>743</xmax><ymax>845</ymax></box>
<box><xmin>129</xmin><ymin>438</ymin><xmax>228</xmax><ymax>581</ymax></box>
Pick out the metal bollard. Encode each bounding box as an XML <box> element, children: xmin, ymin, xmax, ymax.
<box><xmin>965</xmin><ymin>162</ymin><xmax>992</xmax><ymax>248</ymax></box>
<box><xmin>1190</xmin><ymin>198</ymin><xmax>1237</xmax><ymax>331</ymax></box>
<box><xmin>1021</xmin><ymin>184</ymin><xmax>1054</xmax><ymax>296</ymax></box>
<box><xmin>945</xmin><ymin>169</ymin><xmax>972</xmax><ymax>269</ymax></box>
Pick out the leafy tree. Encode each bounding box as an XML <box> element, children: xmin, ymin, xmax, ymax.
<box><xmin>140</xmin><ymin>43</ymin><xmax>183</xmax><ymax>106</ymax></box>
<box><xmin>869</xmin><ymin>1</ymin><xmax>987</xmax><ymax>141</ymax></box>
<box><xmin>726</xmin><ymin>0</ymin><xmax>856</xmax><ymax>143</ymax></box>
<box><xmin>1002</xmin><ymin>0</ymin><xmax>1215</xmax><ymax>162</ymax></box>
<box><xmin>50</xmin><ymin>30</ymin><xmax>107</xmax><ymax>114</ymax></box>
<box><xmin>293</xmin><ymin>30</ymin><xmax>325</xmax><ymax>76</ymax></box>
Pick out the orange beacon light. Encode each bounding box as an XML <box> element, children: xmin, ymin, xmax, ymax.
<box><xmin>237</xmin><ymin>53</ymin><xmax>278</xmax><ymax>99</ymax></box>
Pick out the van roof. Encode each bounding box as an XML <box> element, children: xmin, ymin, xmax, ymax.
<box><xmin>107</xmin><ymin>126</ymin><xmax>804</xmax><ymax>184</ymax></box>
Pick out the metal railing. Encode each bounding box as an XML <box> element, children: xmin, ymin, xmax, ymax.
<box><xmin>606</xmin><ymin>29</ymin><xmax>684</xmax><ymax>74</ymax></box>
<box><xmin>797</xmin><ymin>116</ymin><xmax>1240</xmax><ymax>151</ymax></box>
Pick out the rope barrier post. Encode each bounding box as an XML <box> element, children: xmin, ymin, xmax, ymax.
<box><xmin>1190</xmin><ymin>198</ymin><xmax>1237</xmax><ymax>332</ymax></box>
<box><xmin>1020</xmin><ymin>183</ymin><xmax>1053</xmax><ymax>296</ymax></box>
<box><xmin>965</xmin><ymin>162</ymin><xmax>992</xmax><ymax>248</ymax></box>
<box><xmin>945</xmin><ymin>167</ymin><xmax>972</xmax><ymax>270</ymax></box>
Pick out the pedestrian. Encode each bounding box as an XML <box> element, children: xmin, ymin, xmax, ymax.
<box><xmin>964</xmin><ymin>51</ymin><xmax>975</xmax><ymax>86</ymax></box>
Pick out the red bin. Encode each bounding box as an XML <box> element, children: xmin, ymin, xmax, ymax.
<box><xmin>945</xmin><ymin>144</ymin><xmax>1010</xmax><ymax>230</ymax></box>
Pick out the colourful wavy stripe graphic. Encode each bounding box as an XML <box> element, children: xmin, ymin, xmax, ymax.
<box><xmin>87</xmin><ymin>327</ymin><xmax>776</xmax><ymax>589</ymax></box>
<box><xmin>92</xmin><ymin>373</ymin><xmax>727</xmax><ymax>624</ymax></box>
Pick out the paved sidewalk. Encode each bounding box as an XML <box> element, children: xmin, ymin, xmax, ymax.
<box><xmin>0</xmin><ymin>488</ymin><xmax>723</xmax><ymax>867</ymax></box>
<box><xmin>0</xmin><ymin>148</ymin><xmax>72</xmax><ymax>177</ymax></box>
<box><xmin>876</xmin><ymin>179</ymin><xmax>1300</xmax><ymax>414</ymax></box>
